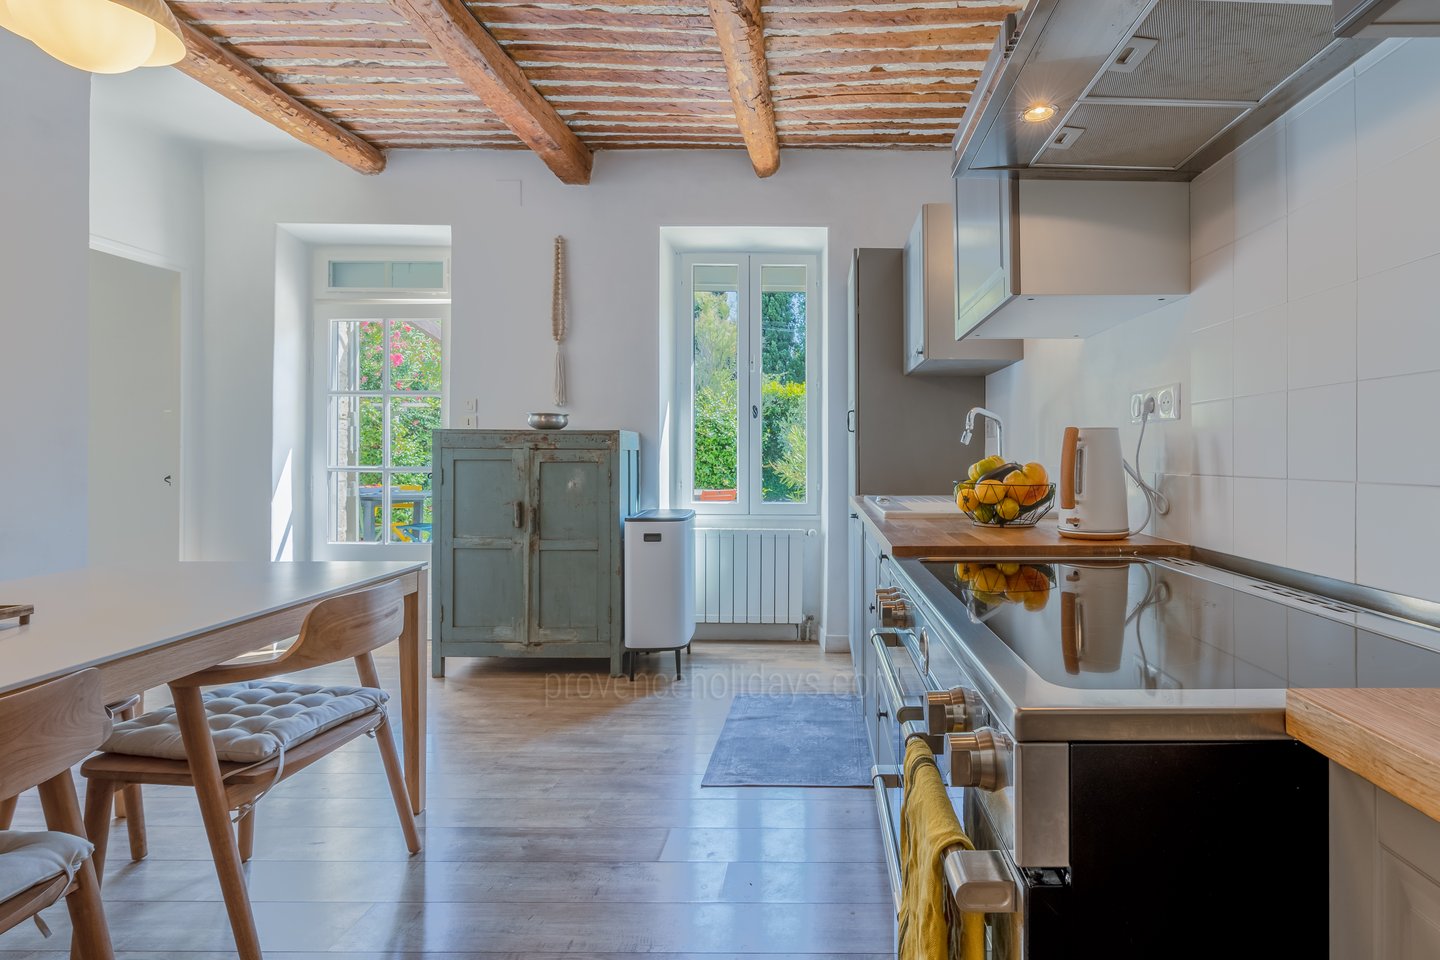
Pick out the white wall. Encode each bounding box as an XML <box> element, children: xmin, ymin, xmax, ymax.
<box><xmin>988</xmin><ymin>39</ymin><xmax>1440</xmax><ymax>603</ymax></box>
<box><xmin>88</xmin><ymin>109</ymin><xmax>206</xmax><ymax>558</ymax></box>
<box><xmin>196</xmin><ymin>147</ymin><xmax>957</xmax><ymax>640</ymax></box>
<box><xmin>0</xmin><ymin>33</ymin><xmax>91</xmax><ymax>577</ymax></box>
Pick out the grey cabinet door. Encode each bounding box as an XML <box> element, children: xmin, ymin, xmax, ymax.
<box><xmin>439</xmin><ymin>447</ymin><xmax>528</xmax><ymax>644</ymax></box>
<box><xmin>528</xmin><ymin>448</ymin><xmax>612</xmax><ymax>648</ymax></box>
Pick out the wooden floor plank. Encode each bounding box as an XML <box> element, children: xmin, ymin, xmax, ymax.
<box><xmin>0</xmin><ymin>641</ymin><xmax>890</xmax><ymax>957</ymax></box>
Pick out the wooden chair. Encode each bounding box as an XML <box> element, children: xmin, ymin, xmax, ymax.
<box><xmin>80</xmin><ymin>581</ymin><xmax>421</xmax><ymax>960</ymax></box>
<box><xmin>0</xmin><ymin>697</ymin><xmax>148</xmax><ymax>862</ymax></box>
<box><xmin>0</xmin><ymin>669</ymin><xmax>115</xmax><ymax>959</ymax></box>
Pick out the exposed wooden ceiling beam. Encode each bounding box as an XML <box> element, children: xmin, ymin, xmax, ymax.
<box><xmin>706</xmin><ymin>0</ymin><xmax>779</xmax><ymax>178</ymax></box>
<box><xmin>388</xmin><ymin>0</ymin><xmax>592</xmax><ymax>184</ymax></box>
<box><xmin>173</xmin><ymin>21</ymin><xmax>386</xmax><ymax>175</ymax></box>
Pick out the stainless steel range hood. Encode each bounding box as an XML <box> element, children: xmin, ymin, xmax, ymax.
<box><xmin>952</xmin><ymin>0</ymin><xmax>1381</xmax><ymax>181</ymax></box>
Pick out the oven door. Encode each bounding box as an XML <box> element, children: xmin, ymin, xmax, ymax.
<box><xmin>871</xmin><ymin>758</ymin><xmax>1028</xmax><ymax>959</ymax></box>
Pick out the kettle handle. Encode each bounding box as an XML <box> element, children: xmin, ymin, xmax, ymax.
<box><xmin>1061</xmin><ymin>591</ymin><xmax>1081</xmax><ymax>675</ymax></box>
<box><xmin>1059</xmin><ymin>427</ymin><xmax>1080</xmax><ymax>509</ymax></box>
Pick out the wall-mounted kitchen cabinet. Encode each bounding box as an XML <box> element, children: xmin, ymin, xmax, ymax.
<box><xmin>954</xmin><ymin>176</ymin><xmax>1190</xmax><ymax>341</ymax></box>
<box><xmin>431</xmin><ymin>429</ymin><xmax>640</xmax><ymax>678</ymax></box>
<box><xmin>903</xmin><ymin>203</ymin><xmax>1022</xmax><ymax>375</ymax></box>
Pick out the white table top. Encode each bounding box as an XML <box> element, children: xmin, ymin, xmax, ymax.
<box><xmin>0</xmin><ymin>560</ymin><xmax>427</xmax><ymax>694</ymax></box>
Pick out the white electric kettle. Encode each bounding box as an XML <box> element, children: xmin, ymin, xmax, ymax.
<box><xmin>1058</xmin><ymin>426</ymin><xmax>1129</xmax><ymax>539</ymax></box>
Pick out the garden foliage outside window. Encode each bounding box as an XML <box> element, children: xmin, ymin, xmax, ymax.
<box><xmin>680</xmin><ymin>253</ymin><xmax>818</xmax><ymax>515</ymax></box>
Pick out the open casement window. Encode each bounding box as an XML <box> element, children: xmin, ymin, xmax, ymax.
<box><xmin>312</xmin><ymin>301</ymin><xmax>448</xmax><ymax>556</ymax></box>
<box><xmin>677</xmin><ymin>252</ymin><xmax>820</xmax><ymax>516</ymax></box>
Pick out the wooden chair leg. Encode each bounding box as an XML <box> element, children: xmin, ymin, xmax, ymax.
<box><xmin>0</xmin><ymin>794</ymin><xmax>15</xmax><ymax>829</ymax></box>
<box><xmin>82</xmin><ymin>779</ymin><xmax>118</xmax><ymax>882</ymax></box>
<box><xmin>236</xmin><ymin>807</ymin><xmax>255</xmax><ymax>863</ymax></box>
<box><xmin>122</xmin><ymin>785</ymin><xmax>147</xmax><ymax>861</ymax></box>
<box><xmin>356</xmin><ymin>653</ymin><xmax>422</xmax><ymax>855</ymax></box>
<box><xmin>170</xmin><ymin>684</ymin><xmax>263</xmax><ymax>960</ymax></box>
<box><xmin>38</xmin><ymin>772</ymin><xmax>115</xmax><ymax>960</ymax></box>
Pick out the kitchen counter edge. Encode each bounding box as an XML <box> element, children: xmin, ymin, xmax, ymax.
<box><xmin>852</xmin><ymin>495</ymin><xmax>1191</xmax><ymax>559</ymax></box>
<box><xmin>1287</xmin><ymin>688</ymin><xmax>1440</xmax><ymax>824</ymax></box>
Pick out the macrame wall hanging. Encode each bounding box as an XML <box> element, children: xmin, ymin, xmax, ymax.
<box><xmin>551</xmin><ymin>236</ymin><xmax>568</xmax><ymax>407</ymax></box>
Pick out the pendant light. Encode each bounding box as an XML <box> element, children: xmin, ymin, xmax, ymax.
<box><xmin>0</xmin><ymin>0</ymin><xmax>185</xmax><ymax>74</ymax></box>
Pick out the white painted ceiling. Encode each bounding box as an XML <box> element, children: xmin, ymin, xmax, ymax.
<box><xmin>91</xmin><ymin>68</ymin><xmax>304</xmax><ymax>151</ymax></box>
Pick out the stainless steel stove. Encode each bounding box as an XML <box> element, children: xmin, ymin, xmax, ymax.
<box><xmin>866</xmin><ymin>553</ymin><xmax>1440</xmax><ymax>959</ymax></box>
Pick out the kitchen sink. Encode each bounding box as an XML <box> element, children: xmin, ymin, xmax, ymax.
<box><xmin>865</xmin><ymin>495</ymin><xmax>964</xmax><ymax>520</ymax></box>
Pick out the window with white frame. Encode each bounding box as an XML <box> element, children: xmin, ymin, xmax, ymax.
<box><xmin>676</xmin><ymin>252</ymin><xmax>819</xmax><ymax>515</ymax></box>
<box><xmin>314</xmin><ymin>250</ymin><xmax>449</xmax><ymax>549</ymax></box>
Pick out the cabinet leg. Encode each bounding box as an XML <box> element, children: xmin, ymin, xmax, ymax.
<box><xmin>431</xmin><ymin>645</ymin><xmax>445</xmax><ymax>679</ymax></box>
<box><xmin>610</xmin><ymin>648</ymin><xmax>624</xmax><ymax>678</ymax></box>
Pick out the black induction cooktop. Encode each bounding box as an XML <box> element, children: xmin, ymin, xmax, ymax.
<box><xmin>915</xmin><ymin>557</ymin><xmax>1440</xmax><ymax>693</ymax></box>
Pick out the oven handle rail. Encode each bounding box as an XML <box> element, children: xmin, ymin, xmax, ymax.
<box><xmin>870</xmin><ymin>629</ymin><xmax>931</xmax><ymax>724</ymax></box>
<box><xmin>871</xmin><ymin>764</ymin><xmax>1020</xmax><ymax>917</ymax></box>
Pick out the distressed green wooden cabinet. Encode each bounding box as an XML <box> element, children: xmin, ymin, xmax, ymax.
<box><xmin>431</xmin><ymin>429</ymin><xmax>640</xmax><ymax>677</ymax></box>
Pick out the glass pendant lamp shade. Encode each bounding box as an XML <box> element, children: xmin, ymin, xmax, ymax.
<box><xmin>0</xmin><ymin>0</ymin><xmax>186</xmax><ymax>74</ymax></box>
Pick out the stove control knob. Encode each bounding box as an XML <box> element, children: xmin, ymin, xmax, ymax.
<box><xmin>947</xmin><ymin>727</ymin><xmax>1010</xmax><ymax>791</ymax></box>
<box><xmin>878</xmin><ymin>599</ymin><xmax>912</xmax><ymax>629</ymax></box>
<box><xmin>927</xmin><ymin>686</ymin><xmax>986</xmax><ymax>734</ymax></box>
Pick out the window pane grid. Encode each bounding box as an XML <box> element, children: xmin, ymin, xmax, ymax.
<box><xmin>326</xmin><ymin>316</ymin><xmax>442</xmax><ymax>543</ymax></box>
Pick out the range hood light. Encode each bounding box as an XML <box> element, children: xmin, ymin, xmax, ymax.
<box><xmin>1021</xmin><ymin>103</ymin><xmax>1057</xmax><ymax>123</ymax></box>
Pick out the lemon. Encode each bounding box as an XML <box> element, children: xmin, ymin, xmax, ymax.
<box><xmin>997</xmin><ymin>497</ymin><xmax>1021</xmax><ymax>521</ymax></box>
<box><xmin>977</xmin><ymin>455</ymin><xmax>1006</xmax><ymax>477</ymax></box>
<box><xmin>976</xmin><ymin>479</ymin><xmax>1006</xmax><ymax>505</ymax></box>
<box><xmin>973</xmin><ymin>567</ymin><xmax>1008</xmax><ymax>594</ymax></box>
<box><xmin>998</xmin><ymin>562</ymin><xmax>1020</xmax><ymax>577</ymax></box>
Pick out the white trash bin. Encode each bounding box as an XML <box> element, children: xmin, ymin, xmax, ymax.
<box><xmin>623</xmin><ymin>509</ymin><xmax>696</xmax><ymax>680</ymax></box>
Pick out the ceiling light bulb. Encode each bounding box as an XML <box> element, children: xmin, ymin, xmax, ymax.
<box><xmin>1022</xmin><ymin>103</ymin><xmax>1057</xmax><ymax>124</ymax></box>
<box><xmin>1</xmin><ymin>0</ymin><xmax>184</xmax><ymax>74</ymax></box>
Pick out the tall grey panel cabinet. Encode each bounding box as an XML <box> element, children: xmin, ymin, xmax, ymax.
<box><xmin>431</xmin><ymin>430</ymin><xmax>640</xmax><ymax>677</ymax></box>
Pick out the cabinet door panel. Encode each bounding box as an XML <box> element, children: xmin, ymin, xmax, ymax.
<box><xmin>530</xmin><ymin>450</ymin><xmax>611</xmax><ymax>646</ymax></box>
<box><xmin>1378</xmin><ymin>848</ymin><xmax>1440</xmax><ymax>960</ymax></box>
<box><xmin>439</xmin><ymin>448</ymin><xmax>527</xmax><ymax>643</ymax></box>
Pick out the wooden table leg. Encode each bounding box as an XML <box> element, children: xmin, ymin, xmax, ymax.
<box><xmin>170</xmin><ymin>683</ymin><xmax>262</xmax><ymax>960</ymax></box>
<box><xmin>399</xmin><ymin>567</ymin><xmax>427</xmax><ymax>814</ymax></box>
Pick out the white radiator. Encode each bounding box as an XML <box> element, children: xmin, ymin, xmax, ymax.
<box><xmin>694</xmin><ymin>528</ymin><xmax>808</xmax><ymax>625</ymax></box>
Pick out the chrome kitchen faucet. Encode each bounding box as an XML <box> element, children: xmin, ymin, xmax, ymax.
<box><xmin>960</xmin><ymin>407</ymin><xmax>1004</xmax><ymax>459</ymax></box>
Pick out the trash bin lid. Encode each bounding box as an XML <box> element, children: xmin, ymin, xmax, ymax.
<box><xmin>628</xmin><ymin>509</ymin><xmax>696</xmax><ymax>523</ymax></box>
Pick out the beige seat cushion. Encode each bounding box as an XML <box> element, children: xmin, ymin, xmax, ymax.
<box><xmin>101</xmin><ymin>680</ymin><xmax>388</xmax><ymax>764</ymax></box>
<box><xmin>0</xmin><ymin>831</ymin><xmax>92</xmax><ymax>903</ymax></box>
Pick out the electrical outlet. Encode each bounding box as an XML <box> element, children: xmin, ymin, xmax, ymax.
<box><xmin>463</xmin><ymin>398</ymin><xmax>478</xmax><ymax>414</ymax></box>
<box><xmin>1130</xmin><ymin>383</ymin><xmax>1182</xmax><ymax>423</ymax></box>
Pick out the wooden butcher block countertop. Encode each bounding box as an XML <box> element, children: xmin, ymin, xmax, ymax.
<box><xmin>853</xmin><ymin>496</ymin><xmax>1191</xmax><ymax>560</ymax></box>
<box><xmin>1288</xmin><ymin>689</ymin><xmax>1440</xmax><ymax>823</ymax></box>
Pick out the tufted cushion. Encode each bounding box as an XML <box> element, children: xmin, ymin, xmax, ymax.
<box><xmin>101</xmin><ymin>680</ymin><xmax>388</xmax><ymax>764</ymax></box>
<box><xmin>0</xmin><ymin>831</ymin><xmax>93</xmax><ymax>903</ymax></box>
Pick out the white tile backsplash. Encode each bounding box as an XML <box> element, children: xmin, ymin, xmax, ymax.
<box><xmin>1190</xmin><ymin>399</ymin><xmax>1234</xmax><ymax>476</ymax></box>
<box><xmin>1189</xmin><ymin>321</ymin><xmax>1234</xmax><ymax>403</ymax></box>
<box><xmin>1287</xmin><ymin>183</ymin><xmax>1357</xmax><ymax>301</ymax></box>
<box><xmin>1190</xmin><ymin>475</ymin><xmax>1234</xmax><ymax>553</ymax></box>
<box><xmin>1288</xmin><ymin>285</ymin><xmax>1357</xmax><ymax>389</ymax></box>
<box><xmin>1190</xmin><ymin>156</ymin><xmax>1236</xmax><ymax>259</ymax></box>
<box><xmin>1188</xmin><ymin>245</ymin><xmax>1234</xmax><ymax>332</ymax></box>
<box><xmin>1356</xmin><ymin>40</ymin><xmax>1440</xmax><ymax>174</ymax></box>
<box><xmin>1357</xmin><ymin>371</ymin><xmax>1440</xmax><ymax>486</ymax></box>
<box><xmin>1356</xmin><ymin>135</ymin><xmax>1440</xmax><ymax>278</ymax></box>
<box><xmin>1356</xmin><ymin>483</ymin><xmax>1440</xmax><ymax>602</ymax></box>
<box><xmin>985</xmin><ymin>43</ymin><xmax>1440</xmax><ymax>602</ymax></box>
<box><xmin>1233</xmin><ymin>393</ymin><xmax>1287</xmax><ymax>479</ymax></box>
<box><xmin>1288</xmin><ymin>383</ymin><xmax>1357</xmax><ymax>482</ymax></box>
<box><xmin>1286</xmin><ymin>480</ymin><xmax>1355</xmax><ymax>581</ymax></box>
<box><xmin>1285</xmin><ymin>82</ymin><xmax>1356</xmax><ymax>211</ymax></box>
<box><xmin>1233</xmin><ymin>304</ymin><xmax>1287</xmax><ymax>397</ymax></box>
<box><xmin>1233</xmin><ymin>219</ymin><xmax>1287</xmax><ymax>318</ymax></box>
<box><xmin>1234</xmin><ymin>124</ymin><xmax>1287</xmax><ymax>238</ymax></box>
<box><xmin>1357</xmin><ymin>253</ymin><xmax>1440</xmax><ymax>380</ymax></box>
<box><xmin>1232</xmin><ymin>477</ymin><xmax>1287</xmax><ymax>565</ymax></box>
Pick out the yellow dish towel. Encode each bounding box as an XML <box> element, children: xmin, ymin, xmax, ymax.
<box><xmin>898</xmin><ymin>736</ymin><xmax>985</xmax><ymax>960</ymax></box>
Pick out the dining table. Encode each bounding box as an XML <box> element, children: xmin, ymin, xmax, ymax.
<box><xmin>0</xmin><ymin>559</ymin><xmax>428</xmax><ymax>959</ymax></box>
